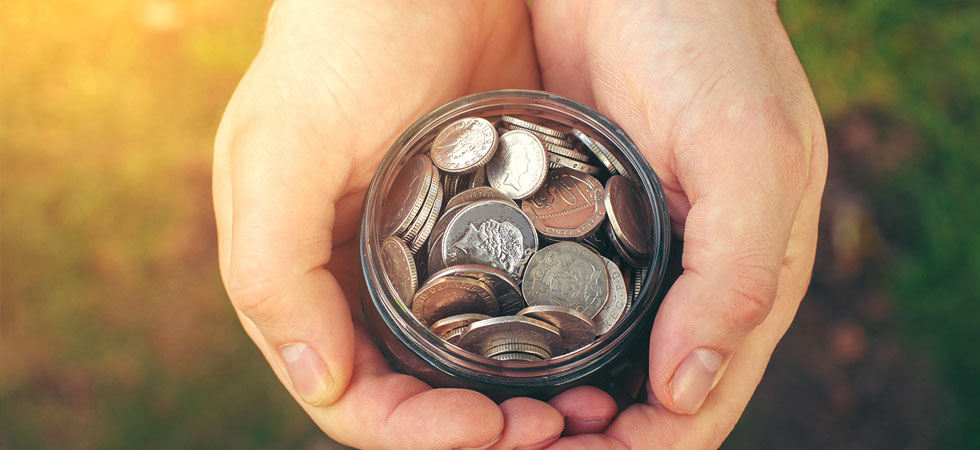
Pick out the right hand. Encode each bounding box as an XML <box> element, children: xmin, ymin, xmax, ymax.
<box><xmin>213</xmin><ymin>1</ymin><xmax>588</xmax><ymax>448</ymax></box>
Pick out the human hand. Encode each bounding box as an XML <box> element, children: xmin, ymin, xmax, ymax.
<box><xmin>530</xmin><ymin>0</ymin><xmax>828</xmax><ymax>447</ymax></box>
<box><xmin>212</xmin><ymin>1</ymin><xmax>592</xmax><ymax>448</ymax></box>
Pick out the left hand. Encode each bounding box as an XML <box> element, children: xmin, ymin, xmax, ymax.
<box><xmin>529</xmin><ymin>0</ymin><xmax>828</xmax><ymax>447</ymax></box>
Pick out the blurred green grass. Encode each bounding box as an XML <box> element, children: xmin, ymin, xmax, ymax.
<box><xmin>1</xmin><ymin>0</ymin><xmax>977</xmax><ymax>449</ymax></box>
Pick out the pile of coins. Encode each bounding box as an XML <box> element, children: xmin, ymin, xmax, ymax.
<box><xmin>379</xmin><ymin>114</ymin><xmax>653</xmax><ymax>362</ymax></box>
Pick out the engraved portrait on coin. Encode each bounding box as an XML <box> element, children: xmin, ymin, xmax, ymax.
<box><xmin>451</xmin><ymin>220</ymin><xmax>533</xmax><ymax>280</ymax></box>
<box><xmin>486</xmin><ymin>130</ymin><xmax>548</xmax><ymax>200</ymax></box>
<box><xmin>442</xmin><ymin>201</ymin><xmax>538</xmax><ymax>281</ymax></box>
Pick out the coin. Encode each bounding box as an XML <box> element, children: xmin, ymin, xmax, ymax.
<box><xmin>469</xmin><ymin>165</ymin><xmax>487</xmax><ymax>188</ymax></box>
<box><xmin>445</xmin><ymin>186</ymin><xmax>516</xmax><ymax>211</ymax></box>
<box><xmin>409</xmin><ymin>182</ymin><xmax>442</xmax><ymax>253</ymax></box>
<box><xmin>486</xmin><ymin>130</ymin><xmax>548</xmax><ymax>200</ymax></box>
<box><xmin>517</xmin><ymin>305</ymin><xmax>596</xmax><ymax>353</ymax></box>
<box><xmin>380</xmin><ymin>154</ymin><xmax>433</xmax><ymax>237</ymax></box>
<box><xmin>522</xmin><ymin>168</ymin><xmax>606</xmax><ymax>240</ymax></box>
<box><xmin>571</xmin><ymin>128</ymin><xmax>629</xmax><ymax>177</ymax></box>
<box><xmin>456</xmin><ymin>315</ymin><xmax>562</xmax><ymax>359</ymax></box>
<box><xmin>426</xmin><ymin>231</ymin><xmax>447</xmax><ymax>277</ymax></box>
<box><xmin>544</xmin><ymin>142</ymin><xmax>591</xmax><ymax>162</ymax></box>
<box><xmin>593</xmin><ymin>258</ymin><xmax>628</xmax><ymax>335</ymax></box>
<box><xmin>631</xmin><ymin>266</ymin><xmax>647</xmax><ymax>309</ymax></box>
<box><xmin>605</xmin><ymin>221</ymin><xmax>645</xmax><ymax>267</ymax></box>
<box><xmin>501</xmin><ymin>115</ymin><xmax>568</xmax><ymax>140</ymax></box>
<box><xmin>380</xmin><ymin>236</ymin><xmax>417</xmax><ymax>307</ymax></box>
<box><xmin>428</xmin><ymin>265</ymin><xmax>524</xmax><ymax>315</ymax></box>
<box><xmin>426</xmin><ymin>203</ymin><xmax>467</xmax><ymax>257</ymax></box>
<box><xmin>547</xmin><ymin>152</ymin><xmax>602</xmax><ymax>176</ymax></box>
<box><xmin>604</xmin><ymin>175</ymin><xmax>651</xmax><ymax>259</ymax></box>
<box><xmin>489</xmin><ymin>351</ymin><xmax>546</xmax><ymax>362</ymax></box>
<box><xmin>522</xmin><ymin>241</ymin><xmax>610</xmax><ymax>318</ymax></box>
<box><xmin>403</xmin><ymin>162</ymin><xmax>442</xmax><ymax>243</ymax></box>
<box><xmin>430</xmin><ymin>313</ymin><xmax>492</xmax><ymax>344</ymax></box>
<box><xmin>430</xmin><ymin>117</ymin><xmax>498</xmax><ymax>173</ymax></box>
<box><xmin>442</xmin><ymin>200</ymin><xmax>538</xmax><ymax>281</ymax></box>
<box><xmin>412</xmin><ymin>275</ymin><xmax>498</xmax><ymax>325</ymax></box>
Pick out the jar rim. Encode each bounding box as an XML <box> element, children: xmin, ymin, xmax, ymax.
<box><xmin>360</xmin><ymin>89</ymin><xmax>671</xmax><ymax>386</ymax></box>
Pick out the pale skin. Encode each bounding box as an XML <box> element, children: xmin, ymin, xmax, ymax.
<box><xmin>213</xmin><ymin>0</ymin><xmax>827</xmax><ymax>448</ymax></box>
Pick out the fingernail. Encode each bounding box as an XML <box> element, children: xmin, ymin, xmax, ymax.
<box><xmin>454</xmin><ymin>433</ymin><xmax>501</xmax><ymax>450</ymax></box>
<box><xmin>280</xmin><ymin>342</ymin><xmax>332</xmax><ymax>405</ymax></box>
<box><xmin>669</xmin><ymin>348</ymin><xmax>723</xmax><ymax>414</ymax></box>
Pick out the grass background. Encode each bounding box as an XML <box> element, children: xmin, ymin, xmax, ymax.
<box><xmin>2</xmin><ymin>0</ymin><xmax>977</xmax><ymax>448</ymax></box>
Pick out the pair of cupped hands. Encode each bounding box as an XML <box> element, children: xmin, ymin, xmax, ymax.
<box><xmin>214</xmin><ymin>0</ymin><xmax>827</xmax><ymax>448</ymax></box>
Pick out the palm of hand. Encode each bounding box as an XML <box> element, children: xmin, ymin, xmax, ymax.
<box><xmin>214</xmin><ymin>1</ymin><xmax>827</xmax><ymax>449</ymax></box>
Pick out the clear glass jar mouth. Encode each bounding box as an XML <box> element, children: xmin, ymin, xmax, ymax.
<box><xmin>360</xmin><ymin>89</ymin><xmax>671</xmax><ymax>385</ymax></box>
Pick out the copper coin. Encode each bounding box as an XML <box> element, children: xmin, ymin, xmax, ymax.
<box><xmin>486</xmin><ymin>129</ymin><xmax>548</xmax><ymax>200</ymax></box>
<box><xmin>522</xmin><ymin>241</ymin><xmax>610</xmax><ymax>319</ymax></box>
<box><xmin>604</xmin><ymin>175</ymin><xmax>651</xmax><ymax>259</ymax></box>
<box><xmin>380</xmin><ymin>236</ymin><xmax>417</xmax><ymax>307</ymax></box>
<box><xmin>412</xmin><ymin>276</ymin><xmax>498</xmax><ymax>326</ymax></box>
<box><xmin>379</xmin><ymin>154</ymin><xmax>433</xmax><ymax>237</ymax></box>
<box><xmin>522</xmin><ymin>168</ymin><xmax>606</xmax><ymax>240</ymax></box>
<box><xmin>430</xmin><ymin>313</ymin><xmax>492</xmax><ymax>344</ymax></box>
<box><xmin>428</xmin><ymin>265</ymin><xmax>524</xmax><ymax>315</ymax></box>
<box><xmin>430</xmin><ymin>117</ymin><xmax>498</xmax><ymax>173</ymax></box>
<box><xmin>518</xmin><ymin>305</ymin><xmax>597</xmax><ymax>353</ymax></box>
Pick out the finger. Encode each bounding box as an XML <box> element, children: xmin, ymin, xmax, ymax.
<box><xmin>240</xmin><ymin>312</ymin><xmax>506</xmax><ymax>450</ymax></box>
<box><xmin>490</xmin><ymin>398</ymin><xmax>563</xmax><ymax>450</ymax></box>
<box><xmin>548</xmin><ymin>386</ymin><xmax>618</xmax><ymax>435</ymax></box>
<box><xmin>557</xmin><ymin>143</ymin><xmax>827</xmax><ymax>449</ymax></box>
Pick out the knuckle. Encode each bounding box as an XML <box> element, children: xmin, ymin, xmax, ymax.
<box><xmin>226</xmin><ymin>263</ymin><xmax>291</xmax><ymax>326</ymax></box>
<box><xmin>724</xmin><ymin>258</ymin><xmax>779</xmax><ymax>329</ymax></box>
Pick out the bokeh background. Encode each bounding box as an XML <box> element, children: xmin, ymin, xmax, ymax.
<box><xmin>2</xmin><ymin>1</ymin><xmax>978</xmax><ymax>448</ymax></box>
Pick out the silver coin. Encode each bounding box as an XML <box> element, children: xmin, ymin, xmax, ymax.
<box><xmin>430</xmin><ymin>313</ymin><xmax>492</xmax><ymax>344</ymax></box>
<box><xmin>501</xmin><ymin>115</ymin><xmax>568</xmax><ymax>139</ymax></box>
<box><xmin>430</xmin><ymin>117</ymin><xmax>498</xmax><ymax>173</ymax></box>
<box><xmin>456</xmin><ymin>315</ymin><xmax>562</xmax><ymax>359</ymax></box>
<box><xmin>593</xmin><ymin>258</ymin><xmax>628</xmax><ymax>335</ymax></box>
<box><xmin>570</xmin><ymin>128</ymin><xmax>630</xmax><ymax>178</ymax></box>
<box><xmin>426</xmin><ymin>231</ymin><xmax>447</xmax><ymax>277</ymax></box>
<box><xmin>544</xmin><ymin>142</ymin><xmax>591</xmax><ymax>162</ymax></box>
<box><xmin>428</xmin><ymin>265</ymin><xmax>524</xmax><ymax>315</ymax></box>
<box><xmin>517</xmin><ymin>305</ymin><xmax>597</xmax><ymax>353</ymax></box>
<box><xmin>547</xmin><ymin>152</ymin><xmax>602</xmax><ymax>176</ymax></box>
<box><xmin>484</xmin><ymin>341</ymin><xmax>552</xmax><ymax>360</ymax></box>
<box><xmin>489</xmin><ymin>351</ymin><xmax>546</xmax><ymax>362</ymax></box>
<box><xmin>403</xmin><ymin>162</ymin><xmax>442</xmax><ymax>242</ymax></box>
<box><xmin>442</xmin><ymin>200</ymin><xmax>538</xmax><ymax>281</ymax></box>
<box><xmin>631</xmin><ymin>266</ymin><xmax>647</xmax><ymax>309</ymax></box>
<box><xmin>444</xmin><ymin>186</ymin><xmax>516</xmax><ymax>212</ymax></box>
<box><xmin>380</xmin><ymin>236</ymin><xmax>417</xmax><ymax>307</ymax></box>
<box><xmin>409</xmin><ymin>179</ymin><xmax>443</xmax><ymax>253</ymax></box>
<box><xmin>522</xmin><ymin>241</ymin><xmax>610</xmax><ymax>319</ymax></box>
<box><xmin>486</xmin><ymin>130</ymin><xmax>548</xmax><ymax>200</ymax></box>
<box><xmin>412</xmin><ymin>275</ymin><xmax>498</xmax><ymax>326</ymax></box>
<box><xmin>426</xmin><ymin>203</ymin><xmax>467</xmax><ymax>257</ymax></box>
<box><xmin>380</xmin><ymin>154</ymin><xmax>433</xmax><ymax>237</ymax></box>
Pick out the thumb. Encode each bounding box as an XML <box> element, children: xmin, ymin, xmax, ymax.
<box><xmin>647</xmin><ymin>142</ymin><xmax>808</xmax><ymax>415</ymax></box>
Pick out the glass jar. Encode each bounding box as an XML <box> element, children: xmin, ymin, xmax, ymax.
<box><xmin>359</xmin><ymin>89</ymin><xmax>671</xmax><ymax>400</ymax></box>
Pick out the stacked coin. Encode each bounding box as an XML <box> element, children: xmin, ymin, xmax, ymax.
<box><xmin>379</xmin><ymin>114</ymin><xmax>655</xmax><ymax>361</ymax></box>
